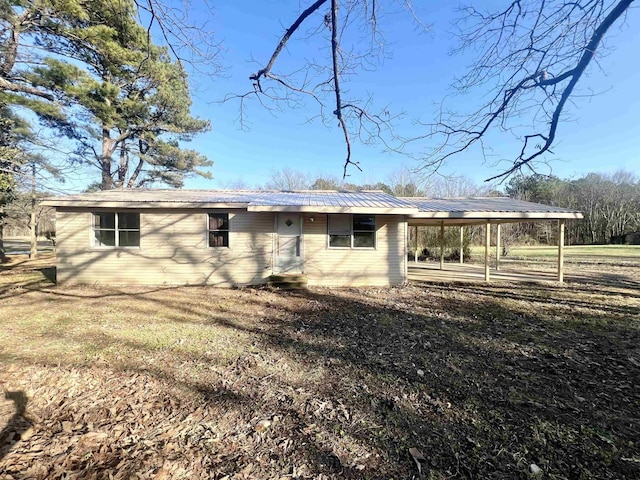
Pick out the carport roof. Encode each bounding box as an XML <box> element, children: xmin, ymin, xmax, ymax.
<box><xmin>401</xmin><ymin>196</ymin><xmax>583</xmax><ymax>223</ymax></box>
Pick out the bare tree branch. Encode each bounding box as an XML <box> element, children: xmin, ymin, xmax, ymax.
<box><xmin>235</xmin><ymin>1</ymin><xmax>420</xmax><ymax>178</ymax></box>
<box><xmin>330</xmin><ymin>0</ymin><xmax>360</xmax><ymax>177</ymax></box>
<box><xmin>133</xmin><ymin>0</ymin><xmax>222</xmax><ymax>71</ymax></box>
<box><xmin>423</xmin><ymin>0</ymin><xmax>635</xmax><ymax>182</ymax></box>
<box><xmin>485</xmin><ymin>0</ymin><xmax>635</xmax><ymax>181</ymax></box>
<box><xmin>250</xmin><ymin>0</ymin><xmax>329</xmax><ymax>90</ymax></box>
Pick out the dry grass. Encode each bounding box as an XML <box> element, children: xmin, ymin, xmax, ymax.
<box><xmin>1</xmin><ymin>255</ymin><xmax>639</xmax><ymax>479</ymax></box>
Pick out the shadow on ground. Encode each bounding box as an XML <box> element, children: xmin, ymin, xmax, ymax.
<box><xmin>1</xmin><ymin>253</ymin><xmax>639</xmax><ymax>478</ymax></box>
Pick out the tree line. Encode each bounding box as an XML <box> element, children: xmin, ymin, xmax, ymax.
<box><xmin>243</xmin><ymin>166</ymin><xmax>640</xmax><ymax>247</ymax></box>
<box><xmin>505</xmin><ymin>171</ymin><xmax>640</xmax><ymax>245</ymax></box>
<box><xmin>257</xmin><ymin>167</ymin><xmax>493</xmax><ymax>198</ymax></box>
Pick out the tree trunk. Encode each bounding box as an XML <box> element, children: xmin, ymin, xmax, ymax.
<box><xmin>0</xmin><ymin>203</ymin><xmax>7</xmax><ymax>263</ymax></box>
<box><xmin>29</xmin><ymin>163</ymin><xmax>37</xmax><ymax>259</ymax></box>
<box><xmin>117</xmin><ymin>143</ymin><xmax>128</xmax><ymax>188</ymax></box>
<box><xmin>29</xmin><ymin>206</ymin><xmax>37</xmax><ymax>259</ymax></box>
<box><xmin>101</xmin><ymin>127</ymin><xmax>115</xmax><ymax>189</ymax></box>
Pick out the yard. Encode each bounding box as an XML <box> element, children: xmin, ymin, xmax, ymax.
<box><xmin>470</xmin><ymin>244</ymin><xmax>640</xmax><ymax>265</ymax></box>
<box><xmin>1</xmin><ymin>253</ymin><xmax>639</xmax><ymax>479</ymax></box>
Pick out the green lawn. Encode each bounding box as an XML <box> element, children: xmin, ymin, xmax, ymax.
<box><xmin>471</xmin><ymin>244</ymin><xmax>640</xmax><ymax>261</ymax></box>
<box><xmin>510</xmin><ymin>244</ymin><xmax>640</xmax><ymax>257</ymax></box>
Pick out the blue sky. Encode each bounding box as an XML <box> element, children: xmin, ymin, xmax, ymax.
<box><xmin>54</xmin><ymin>1</ymin><xmax>640</xmax><ymax>191</ymax></box>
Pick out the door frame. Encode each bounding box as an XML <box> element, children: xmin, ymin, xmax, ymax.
<box><xmin>273</xmin><ymin>213</ymin><xmax>304</xmax><ymax>274</ymax></box>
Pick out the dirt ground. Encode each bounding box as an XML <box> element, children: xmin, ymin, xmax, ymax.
<box><xmin>1</xmin><ymin>255</ymin><xmax>639</xmax><ymax>479</ymax></box>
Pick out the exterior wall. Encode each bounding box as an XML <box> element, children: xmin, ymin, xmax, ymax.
<box><xmin>56</xmin><ymin>209</ymin><xmax>408</xmax><ymax>287</ymax></box>
<box><xmin>303</xmin><ymin>214</ymin><xmax>407</xmax><ymax>287</ymax></box>
<box><xmin>56</xmin><ymin>208</ymin><xmax>275</xmax><ymax>286</ymax></box>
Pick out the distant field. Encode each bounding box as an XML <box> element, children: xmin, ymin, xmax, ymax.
<box><xmin>509</xmin><ymin>244</ymin><xmax>640</xmax><ymax>257</ymax></box>
<box><xmin>471</xmin><ymin>244</ymin><xmax>640</xmax><ymax>262</ymax></box>
<box><xmin>2</xmin><ymin>236</ymin><xmax>54</xmax><ymax>255</ymax></box>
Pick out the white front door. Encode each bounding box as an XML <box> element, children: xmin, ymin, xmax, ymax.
<box><xmin>275</xmin><ymin>214</ymin><xmax>303</xmax><ymax>273</ymax></box>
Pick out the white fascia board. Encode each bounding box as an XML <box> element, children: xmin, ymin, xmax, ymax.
<box><xmin>409</xmin><ymin>211</ymin><xmax>583</xmax><ymax>220</ymax></box>
<box><xmin>247</xmin><ymin>205</ymin><xmax>419</xmax><ymax>214</ymax></box>
<box><xmin>46</xmin><ymin>201</ymin><xmax>250</xmax><ymax>209</ymax></box>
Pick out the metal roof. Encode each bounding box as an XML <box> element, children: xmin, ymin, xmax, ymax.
<box><xmin>42</xmin><ymin>189</ymin><xmax>419</xmax><ymax>214</ymax></box>
<box><xmin>400</xmin><ymin>196</ymin><xmax>583</xmax><ymax>222</ymax></box>
<box><xmin>42</xmin><ymin>190</ymin><xmax>582</xmax><ymax>220</ymax></box>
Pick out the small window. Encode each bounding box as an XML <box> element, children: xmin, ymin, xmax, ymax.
<box><xmin>328</xmin><ymin>214</ymin><xmax>376</xmax><ymax>249</ymax></box>
<box><xmin>93</xmin><ymin>212</ymin><xmax>140</xmax><ymax>247</ymax></box>
<box><xmin>353</xmin><ymin>214</ymin><xmax>375</xmax><ymax>248</ymax></box>
<box><xmin>208</xmin><ymin>213</ymin><xmax>229</xmax><ymax>247</ymax></box>
<box><xmin>328</xmin><ymin>214</ymin><xmax>351</xmax><ymax>248</ymax></box>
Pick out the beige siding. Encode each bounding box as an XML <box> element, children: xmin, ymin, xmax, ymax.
<box><xmin>56</xmin><ymin>209</ymin><xmax>407</xmax><ymax>287</ymax></box>
<box><xmin>303</xmin><ymin>214</ymin><xmax>407</xmax><ymax>287</ymax></box>
<box><xmin>56</xmin><ymin>209</ymin><xmax>275</xmax><ymax>286</ymax></box>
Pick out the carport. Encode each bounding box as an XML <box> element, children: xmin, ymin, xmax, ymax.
<box><xmin>403</xmin><ymin>197</ymin><xmax>584</xmax><ymax>283</ymax></box>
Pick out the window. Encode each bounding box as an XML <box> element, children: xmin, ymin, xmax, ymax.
<box><xmin>93</xmin><ymin>212</ymin><xmax>140</xmax><ymax>247</ymax></box>
<box><xmin>328</xmin><ymin>214</ymin><xmax>376</xmax><ymax>248</ymax></box>
<box><xmin>353</xmin><ymin>214</ymin><xmax>375</xmax><ymax>248</ymax></box>
<box><xmin>208</xmin><ymin>213</ymin><xmax>229</xmax><ymax>247</ymax></box>
<box><xmin>328</xmin><ymin>214</ymin><xmax>351</xmax><ymax>248</ymax></box>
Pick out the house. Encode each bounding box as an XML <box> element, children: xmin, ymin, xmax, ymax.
<box><xmin>42</xmin><ymin>190</ymin><xmax>582</xmax><ymax>286</ymax></box>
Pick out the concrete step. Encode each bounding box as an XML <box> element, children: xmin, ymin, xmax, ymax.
<box><xmin>269</xmin><ymin>274</ymin><xmax>308</xmax><ymax>290</ymax></box>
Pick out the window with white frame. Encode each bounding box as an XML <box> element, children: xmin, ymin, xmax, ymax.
<box><xmin>328</xmin><ymin>214</ymin><xmax>376</xmax><ymax>248</ymax></box>
<box><xmin>93</xmin><ymin>212</ymin><xmax>140</xmax><ymax>247</ymax></box>
<box><xmin>208</xmin><ymin>213</ymin><xmax>229</xmax><ymax>247</ymax></box>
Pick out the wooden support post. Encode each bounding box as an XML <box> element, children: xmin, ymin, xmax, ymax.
<box><xmin>404</xmin><ymin>219</ymin><xmax>408</xmax><ymax>281</ymax></box>
<box><xmin>495</xmin><ymin>223</ymin><xmax>501</xmax><ymax>271</ymax></box>
<box><xmin>459</xmin><ymin>226</ymin><xmax>464</xmax><ymax>264</ymax></box>
<box><xmin>484</xmin><ymin>221</ymin><xmax>491</xmax><ymax>282</ymax></box>
<box><xmin>558</xmin><ymin>219</ymin><xmax>565</xmax><ymax>283</ymax></box>
<box><xmin>414</xmin><ymin>225</ymin><xmax>419</xmax><ymax>263</ymax></box>
<box><xmin>440</xmin><ymin>222</ymin><xmax>445</xmax><ymax>270</ymax></box>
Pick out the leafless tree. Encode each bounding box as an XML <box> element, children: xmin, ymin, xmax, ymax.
<box><xmin>424</xmin><ymin>175</ymin><xmax>492</xmax><ymax>198</ymax></box>
<box><xmin>236</xmin><ymin>0</ymin><xmax>635</xmax><ymax>182</ymax></box>
<box><xmin>230</xmin><ymin>0</ymin><xmax>420</xmax><ymax>178</ymax></box>
<box><xmin>133</xmin><ymin>0</ymin><xmax>221</xmax><ymax>70</ymax></box>
<box><xmin>217</xmin><ymin>179</ymin><xmax>252</xmax><ymax>190</ymax></box>
<box><xmin>422</xmin><ymin>0</ymin><xmax>636</xmax><ymax>181</ymax></box>
<box><xmin>385</xmin><ymin>166</ymin><xmax>425</xmax><ymax>197</ymax></box>
<box><xmin>264</xmin><ymin>167</ymin><xmax>311</xmax><ymax>190</ymax></box>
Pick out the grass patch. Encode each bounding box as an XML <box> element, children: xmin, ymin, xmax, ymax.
<box><xmin>470</xmin><ymin>244</ymin><xmax>640</xmax><ymax>260</ymax></box>
<box><xmin>467</xmin><ymin>245</ymin><xmax>640</xmax><ymax>271</ymax></box>
<box><xmin>508</xmin><ymin>244</ymin><xmax>640</xmax><ymax>258</ymax></box>
<box><xmin>1</xmin><ymin>255</ymin><xmax>639</xmax><ymax>478</ymax></box>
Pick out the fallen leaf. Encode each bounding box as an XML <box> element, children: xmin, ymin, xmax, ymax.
<box><xmin>409</xmin><ymin>447</ymin><xmax>427</xmax><ymax>475</ymax></box>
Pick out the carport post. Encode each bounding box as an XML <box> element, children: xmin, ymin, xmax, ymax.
<box><xmin>484</xmin><ymin>220</ymin><xmax>491</xmax><ymax>282</ymax></box>
<box><xmin>495</xmin><ymin>223</ymin><xmax>501</xmax><ymax>271</ymax></box>
<box><xmin>440</xmin><ymin>222</ymin><xmax>445</xmax><ymax>270</ymax></box>
<box><xmin>459</xmin><ymin>226</ymin><xmax>464</xmax><ymax>264</ymax></box>
<box><xmin>414</xmin><ymin>225</ymin><xmax>419</xmax><ymax>263</ymax></box>
<box><xmin>558</xmin><ymin>219</ymin><xmax>565</xmax><ymax>283</ymax></box>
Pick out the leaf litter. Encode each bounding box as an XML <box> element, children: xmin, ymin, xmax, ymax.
<box><xmin>1</xmin><ymin>260</ymin><xmax>639</xmax><ymax>479</ymax></box>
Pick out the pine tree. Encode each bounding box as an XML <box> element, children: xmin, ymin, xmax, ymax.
<box><xmin>1</xmin><ymin>0</ymin><xmax>212</xmax><ymax>189</ymax></box>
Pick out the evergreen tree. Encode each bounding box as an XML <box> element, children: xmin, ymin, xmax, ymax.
<box><xmin>1</xmin><ymin>0</ymin><xmax>212</xmax><ymax>189</ymax></box>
